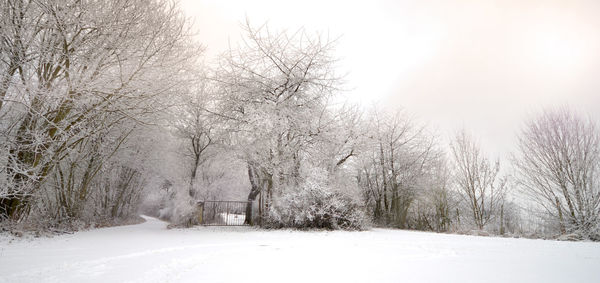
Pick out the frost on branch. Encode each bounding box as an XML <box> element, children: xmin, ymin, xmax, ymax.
<box><xmin>264</xmin><ymin>168</ymin><xmax>369</xmax><ymax>230</ymax></box>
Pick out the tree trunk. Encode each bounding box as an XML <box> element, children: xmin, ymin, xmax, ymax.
<box><xmin>0</xmin><ymin>196</ymin><xmax>27</xmax><ymax>221</ymax></box>
<box><xmin>500</xmin><ymin>203</ymin><xmax>505</xmax><ymax>235</ymax></box>
<box><xmin>556</xmin><ymin>196</ymin><xmax>566</xmax><ymax>234</ymax></box>
<box><xmin>244</xmin><ymin>164</ymin><xmax>261</xmax><ymax>225</ymax></box>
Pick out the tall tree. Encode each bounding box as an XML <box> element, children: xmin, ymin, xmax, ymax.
<box><xmin>0</xmin><ymin>0</ymin><xmax>200</xmax><ymax>222</ymax></box>
<box><xmin>173</xmin><ymin>81</ymin><xmax>218</xmax><ymax>199</ymax></box>
<box><xmin>212</xmin><ymin>21</ymin><xmax>341</xmax><ymax>224</ymax></box>
<box><xmin>450</xmin><ymin>129</ymin><xmax>506</xmax><ymax>230</ymax></box>
<box><xmin>357</xmin><ymin>108</ymin><xmax>437</xmax><ymax>228</ymax></box>
<box><xmin>514</xmin><ymin>108</ymin><xmax>600</xmax><ymax>236</ymax></box>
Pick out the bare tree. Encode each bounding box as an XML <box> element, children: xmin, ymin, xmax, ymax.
<box><xmin>412</xmin><ymin>155</ymin><xmax>458</xmax><ymax>232</ymax></box>
<box><xmin>450</xmin><ymin>129</ymin><xmax>506</xmax><ymax>230</ymax></box>
<box><xmin>357</xmin><ymin>108</ymin><xmax>437</xmax><ymax>228</ymax></box>
<box><xmin>514</xmin><ymin>108</ymin><xmax>600</xmax><ymax>237</ymax></box>
<box><xmin>173</xmin><ymin>82</ymin><xmax>219</xmax><ymax>199</ymax></box>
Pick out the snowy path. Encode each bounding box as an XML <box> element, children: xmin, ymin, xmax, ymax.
<box><xmin>1</xmin><ymin>216</ymin><xmax>600</xmax><ymax>283</ymax></box>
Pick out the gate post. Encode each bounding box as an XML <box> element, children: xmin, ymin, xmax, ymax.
<box><xmin>197</xmin><ymin>201</ymin><xmax>204</xmax><ymax>225</ymax></box>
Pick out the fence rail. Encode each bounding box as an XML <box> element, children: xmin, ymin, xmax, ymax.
<box><xmin>199</xmin><ymin>201</ymin><xmax>251</xmax><ymax>226</ymax></box>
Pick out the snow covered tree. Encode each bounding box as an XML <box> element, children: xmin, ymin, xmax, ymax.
<box><xmin>312</xmin><ymin>104</ymin><xmax>365</xmax><ymax>174</ymax></box>
<box><xmin>411</xmin><ymin>155</ymin><xmax>458</xmax><ymax>232</ymax></box>
<box><xmin>212</xmin><ymin>22</ymin><xmax>342</xmax><ymax>225</ymax></box>
<box><xmin>450</xmin><ymin>129</ymin><xmax>506</xmax><ymax>230</ymax></box>
<box><xmin>357</xmin><ymin>108</ymin><xmax>438</xmax><ymax>228</ymax></box>
<box><xmin>0</xmin><ymin>0</ymin><xmax>200</xmax><ymax>225</ymax></box>
<box><xmin>514</xmin><ymin>108</ymin><xmax>600</xmax><ymax>238</ymax></box>
<box><xmin>173</xmin><ymin>80</ymin><xmax>220</xmax><ymax>199</ymax></box>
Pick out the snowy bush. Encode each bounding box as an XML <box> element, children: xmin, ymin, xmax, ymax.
<box><xmin>264</xmin><ymin>180</ymin><xmax>368</xmax><ymax>230</ymax></box>
<box><xmin>565</xmin><ymin>225</ymin><xmax>600</xmax><ymax>242</ymax></box>
<box><xmin>159</xmin><ymin>185</ymin><xmax>200</xmax><ymax>228</ymax></box>
<box><xmin>589</xmin><ymin>226</ymin><xmax>600</xmax><ymax>242</ymax></box>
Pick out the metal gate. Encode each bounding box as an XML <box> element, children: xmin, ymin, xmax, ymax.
<box><xmin>199</xmin><ymin>201</ymin><xmax>251</xmax><ymax>226</ymax></box>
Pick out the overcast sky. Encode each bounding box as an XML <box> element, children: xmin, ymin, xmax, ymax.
<box><xmin>181</xmin><ymin>0</ymin><xmax>600</xmax><ymax>158</ymax></box>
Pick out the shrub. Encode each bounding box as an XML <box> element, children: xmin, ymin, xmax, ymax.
<box><xmin>264</xmin><ymin>180</ymin><xmax>369</xmax><ymax>230</ymax></box>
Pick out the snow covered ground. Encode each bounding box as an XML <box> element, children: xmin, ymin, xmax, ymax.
<box><xmin>219</xmin><ymin>213</ymin><xmax>245</xmax><ymax>225</ymax></box>
<box><xmin>1</xmin><ymin>216</ymin><xmax>599</xmax><ymax>283</ymax></box>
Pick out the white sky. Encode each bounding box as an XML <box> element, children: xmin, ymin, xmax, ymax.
<box><xmin>181</xmin><ymin>0</ymin><xmax>600</xmax><ymax>158</ymax></box>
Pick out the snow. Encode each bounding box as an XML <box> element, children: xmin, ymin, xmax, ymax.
<box><xmin>202</xmin><ymin>213</ymin><xmax>246</xmax><ymax>226</ymax></box>
<box><xmin>218</xmin><ymin>213</ymin><xmax>245</xmax><ymax>226</ymax></box>
<box><xmin>1</xmin><ymin>216</ymin><xmax>599</xmax><ymax>283</ymax></box>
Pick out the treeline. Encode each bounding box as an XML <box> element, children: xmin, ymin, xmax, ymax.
<box><xmin>0</xmin><ymin>0</ymin><xmax>200</xmax><ymax>230</ymax></box>
<box><xmin>161</xmin><ymin>19</ymin><xmax>600</xmax><ymax>239</ymax></box>
<box><xmin>1</xmin><ymin>0</ymin><xmax>598</xmax><ymax>240</ymax></box>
